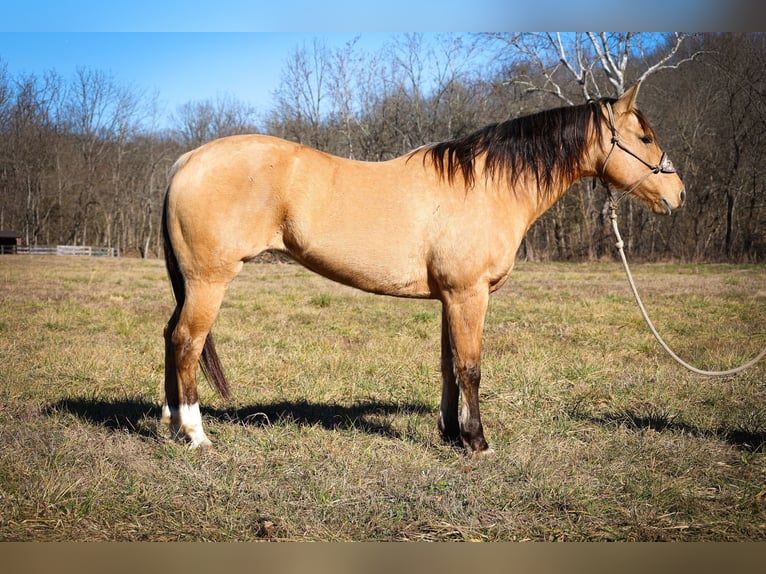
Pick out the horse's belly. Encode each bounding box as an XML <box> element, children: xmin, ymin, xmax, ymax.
<box><xmin>285</xmin><ymin>238</ymin><xmax>432</xmax><ymax>299</ymax></box>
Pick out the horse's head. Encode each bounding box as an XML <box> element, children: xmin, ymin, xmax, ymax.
<box><xmin>598</xmin><ymin>83</ymin><xmax>686</xmax><ymax>215</ymax></box>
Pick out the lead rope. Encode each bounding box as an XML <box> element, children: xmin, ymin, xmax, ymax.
<box><xmin>608</xmin><ymin>197</ymin><xmax>766</xmax><ymax>376</ymax></box>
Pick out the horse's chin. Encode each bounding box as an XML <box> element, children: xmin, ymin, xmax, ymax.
<box><xmin>658</xmin><ymin>198</ymin><xmax>673</xmax><ymax>215</ymax></box>
<box><xmin>646</xmin><ymin>198</ymin><xmax>673</xmax><ymax>215</ymax></box>
<box><xmin>627</xmin><ymin>192</ymin><xmax>673</xmax><ymax>216</ymax></box>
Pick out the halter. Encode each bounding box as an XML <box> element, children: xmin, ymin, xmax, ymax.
<box><xmin>602</xmin><ymin>101</ymin><xmax>765</xmax><ymax>375</ymax></box>
<box><xmin>600</xmin><ymin>102</ymin><xmax>677</xmax><ymax>206</ymax></box>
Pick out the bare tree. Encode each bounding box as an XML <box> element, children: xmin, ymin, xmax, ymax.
<box><xmin>325</xmin><ymin>36</ymin><xmax>363</xmax><ymax>158</ymax></box>
<box><xmin>486</xmin><ymin>32</ymin><xmax>702</xmax><ymax>102</ymax></box>
<box><xmin>269</xmin><ymin>38</ymin><xmax>332</xmax><ymax>149</ymax></box>
<box><xmin>60</xmin><ymin>68</ymin><xmax>142</xmax><ymax>245</ymax></box>
<box><xmin>172</xmin><ymin>94</ymin><xmax>258</xmax><ymax>149</ymax></box>
<box><xmin>482</xmin><ymin>32</ymin><xmax>705</xmax><ymax>261</ymax></box>
<box><xmin>660</xmin><ymin>33</ymin><xmax>766</xmax><ymax>262</ymax></box>
<box><xmin>3</xmin><ymin>72</ymin><xmax>62</xmax><ymax>246</ymax></box>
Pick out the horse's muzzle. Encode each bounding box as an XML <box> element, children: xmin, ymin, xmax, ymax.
<box><xmin>662</xmin><ymin>188</ymin><xmax>686</xmax><ymax>215</ymax></box>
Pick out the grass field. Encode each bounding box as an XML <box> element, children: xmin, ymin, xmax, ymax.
<box><xmin>1</xmin><ymin>255</ymin><xmax>765</xmax><ymax>541</ymax></box>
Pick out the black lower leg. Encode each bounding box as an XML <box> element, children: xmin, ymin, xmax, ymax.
<box><xmin>459</xmin><ymin>364</ymin><xmax>490</xmax><ymax>453</ymax></box>
<box><xmin>439</xmin><ymin>306</ymin><xmax>460</xmax><ymax>443</ymax></box>
<box><xmin>439</xmin><ymin>384</ymin><xmax>461</xmax><ymax>444</ymax></box>
<box><xmin>163</xmin><ymin>312</ymin><xmax>180</xmax><ymax>411</ymax></box>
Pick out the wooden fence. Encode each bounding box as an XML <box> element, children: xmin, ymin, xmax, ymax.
<box><xmin>12</xmin><ymin>245</ymin><xmax>118</xmax><ymax>257</ymax></box>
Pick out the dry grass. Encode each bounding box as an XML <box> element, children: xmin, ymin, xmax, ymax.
<box><xmin>1</xmin><ymin>255</ymin><xmax>765</xmax><ymax>541</ymax></box>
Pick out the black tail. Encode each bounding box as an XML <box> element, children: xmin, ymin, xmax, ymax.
<box><xmin>162</xmin><ymin>189</ymin><xmax>231</xmax><ymax>400</ymax></box>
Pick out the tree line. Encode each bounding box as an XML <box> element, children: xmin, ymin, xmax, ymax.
<box><xmin>1</xmin><ymin>32</ymin><xmax>763</xmax><ymax>261</ymax></box>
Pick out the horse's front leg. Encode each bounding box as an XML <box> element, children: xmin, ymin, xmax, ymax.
<box><xmin>439</xmin><ymin>304</ymin><xmax>460</xmax><ymax>445</ymax></box>
<box><xmin>442</xmin><ymin>288</ymin><xmax>493</xmax><ymax>456</ymax></box>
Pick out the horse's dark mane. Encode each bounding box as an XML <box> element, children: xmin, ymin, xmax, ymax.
<box><xmin>421</xmin><ymin>98</ymin><xmax>653</xmax><ymax>197</ymax></box>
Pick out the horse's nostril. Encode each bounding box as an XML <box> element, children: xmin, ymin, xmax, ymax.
<box><xmin>680</xmin><ymin>188</ymin><xmax>687</xmax><ymax>206</ymax></box>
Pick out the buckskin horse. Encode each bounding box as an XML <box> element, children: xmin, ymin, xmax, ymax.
<box><xmin>162</xmin><ymin>82</ymin><xmax>685</xmax><ymax>456</ymax></box>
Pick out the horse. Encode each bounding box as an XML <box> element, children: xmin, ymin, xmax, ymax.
<box><xmin>161</xmin><ymin>82</ymin><xmax>685</xmax><ymax>456</ymax></box>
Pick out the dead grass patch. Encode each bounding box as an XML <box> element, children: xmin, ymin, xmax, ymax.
<box><xmin>1</xmin><ymin>256</ymin><xmax>764</xmax><ymax>540</ymax></box>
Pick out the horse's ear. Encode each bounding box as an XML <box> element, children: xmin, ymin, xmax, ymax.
<box><xmin>614</xmin><ymin>82</ymin><xmax>641</xmax><ymax>115</ymax></box>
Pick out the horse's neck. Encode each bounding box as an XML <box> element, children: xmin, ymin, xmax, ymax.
<box><xmin>502</xmin><ymin>134</ymin><xmax>599</xmax><ymax>224</ymax></box>
<box><xmin>521</xmin><ymin>169</ymin><xmax>587</xmax><ymax>223</ymax></box>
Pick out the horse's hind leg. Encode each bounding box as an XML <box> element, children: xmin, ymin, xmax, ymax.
<box><xmin>163</xmin><ymin>280</ymin><xmax>228</xmax><ymax>449</ymax></box>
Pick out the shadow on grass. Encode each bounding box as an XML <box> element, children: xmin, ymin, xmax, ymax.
<box><xmin>48</xmin><ymin>398</ymin><xmax>162</xmax><ymax>440</ymax></box>
<box><xmin>578</xmin><ymin>409</ymin><xmax>766</xmax><ymax>453</ymax></box>
<box><xmin>219</xmin><ymin>399</ymin><xmax>434</xmax><ymax>440</ymax></box>
<box><xmin>49</xmin><ymin>397</ymin><xmax>435</xmax><ymax>443</ymax></box>
<box><xmin>50</xmin><ymin>397</ymin><xmax>764</xmax><ymax>453</ymax></box>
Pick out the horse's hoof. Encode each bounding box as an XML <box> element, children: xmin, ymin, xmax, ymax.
<box><xmin>188</xmin><ymin>438</ymin><xmax>214</xmax><ymax>451</ymax></box>
<box><xmin>471</xmin><ymin>446</ymin><xmax>496</xmax><ymax>460</ymax></box>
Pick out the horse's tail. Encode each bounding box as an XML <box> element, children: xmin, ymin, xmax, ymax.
<box><xmin>162</xmin><ymin>187</ymin><xmax>232</xmax><ymax>400</ymax></box>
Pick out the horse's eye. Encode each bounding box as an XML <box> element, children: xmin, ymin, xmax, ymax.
<box><xmin>640</xmin><ymin>135</ymin><xmax>654</xmax><ymax>144</ymax></box>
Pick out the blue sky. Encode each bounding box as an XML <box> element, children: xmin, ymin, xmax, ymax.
<box><xmin>0</xmin><ymin>1</ymin><xmax>755</xmax><ymax>127</ymax></box>
<box><xmin>0</xmin><ymin>32</ymin><xmax>392</xmax><ymax>118</ymax></box>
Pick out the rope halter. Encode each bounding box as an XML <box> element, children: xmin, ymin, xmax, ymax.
<box><xmin>601</xmin><ymin>102</ymin><xmax>678</xmax><ymax>207</ymax></box>
<box><xmin>602</xmin><ymin>101</ymin><xmax>765</xmax><ymax>375</ymax></box>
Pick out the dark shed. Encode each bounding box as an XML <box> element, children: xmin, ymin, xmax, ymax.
<box><xmin>0</xmin><ymin>231</ymin><xmax>22</xmax><ymax>254</ymax></box>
